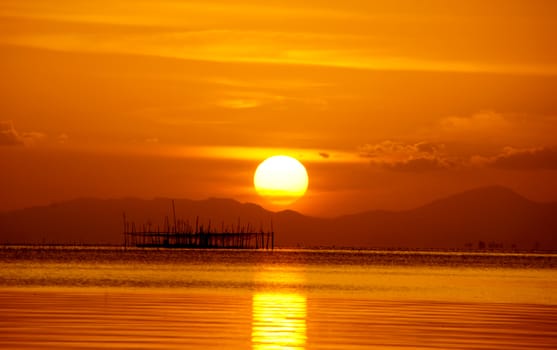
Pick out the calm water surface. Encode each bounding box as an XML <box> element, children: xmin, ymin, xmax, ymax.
<box><xmin>1</xmin><ymin>247</ymin><xmax>556</xmax><ymax>349</ymax></box>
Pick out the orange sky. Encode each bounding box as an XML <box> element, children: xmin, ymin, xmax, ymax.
<box><xmin>1</xmin><ymin>0</ymin><xmax>557</xmax><ymax>216</ymax></box>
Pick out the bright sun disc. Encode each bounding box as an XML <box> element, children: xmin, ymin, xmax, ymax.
<box><xmin>254</xmin><ymin>155</ymin><xmax>309</xmax><ymax>205</ymax></box>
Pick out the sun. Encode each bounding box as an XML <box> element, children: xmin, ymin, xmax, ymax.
<box><xmin>254</xmin><ymin>155</ymin><xmax>309</xmax><ymax>205</ymax></box>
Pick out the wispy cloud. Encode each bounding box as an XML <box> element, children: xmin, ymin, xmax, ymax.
<box><xmin>473</xmin><ymin>147</ymin><xmax>557</xmax><ymax>170</ymax></box>
<box><xmin>2</xmin><ymin>2</ymin><xmax>557</xmax><ymax>75</ymax></box>
<box><xmin>57</xmin><ymin>133</ymin><xmax>69</xmax><ymax>144</ymax></box>
<box><xmin>421</xmin><ymin>111</ymin><xmax>557</xmax><ymax>147</ymax></box>
<box><xmin>360</xmin><ymin>138</ymin><xmax>557</xmax><ymax>172</ymax></box>
<box><xmin>6</xmin><ymin>29</ymin><xmax>556</xmax><ymax>75</ymax></box>
<box><xmin>0</xmin><ymin>121</ymin><xmax>45</xmax><ymax>146</ymax></box>
<box><xmin>36</xmin><ymin>141</ymin><xmax>364</xmax><ymax>165</ymax></box>
<box><xmin>359</xmin><ymin>141</ymin><xmax>456</xmax><ymax>171</ymax></box>
<box><xmin>176</xmin><ymin>146</ymin><xmax>362</xmax><ymax>164</ymax></box>
<box><xmin>439</xmin><ymin>111</ymin><xmax>511</xmax><ymax>135</ymax></box>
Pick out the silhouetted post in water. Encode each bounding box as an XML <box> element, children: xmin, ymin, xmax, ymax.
<box><xmin>122</xmin><ymin>212</ymin><xmax>127</xmax><ymax>248</ymax></box>
<box><xmin>172</xmin><ymin>200</ymin><xmax>177</xmax><ymax>232</ymax></box>
<box><xmin>271</xmin><ymin>220</ymin><xmax>274</xmax><ymax>250</ymax></box>
<box><xmin>164</xmin><ymin>216</ymin><xmax>169</xmax><ymax>246</ymax></box>
<box><xmin>122</xmin><ymin>201</ymin><xmax>274</xmax><ymax>249</ymax></box>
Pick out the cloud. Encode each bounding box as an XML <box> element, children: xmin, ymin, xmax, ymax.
<box><xmin>5</xmin><ymin>8</ymin><xmax>557</xmax><ymax>76</ymax></box>
<box><xmin>359</xmin><ymin>141</ymin><xmax>455</xmax><ymax>172</ymax></box>
<box><xmin>318</xmin><ymin>152</ymin><xmax>330</xmax><ymax>159</ymax></box>
<box><xmin>483</xmin><ymin>147</ymin><xmax>557</xmax><ymax>170</ymax></box>
<box><xmin>362</xmin><ymin>111</ymin><xmax>557</xmax><ymax>172</ymax></box>
<box><xmin>0</xmin><ymin>121</ymin><xmax>24</xmax><ymax>146</ymax></box>
<box><xmin>216</xmin><ymin>98</ymin><xmax>262</xmax><ymax>109</ymax></box>
<box><xmin>433</xmin><ymin>111</ymin><xmax>515</xmax><ymax>143</ymax></box>
<box><xmin>383</xmin><ymin>157</ymin><xmax>450</xmax><ymax>172</ymax></box>
<box><xmin>420</xmin><ymin>111</ymin><xmax>557</xmax><ymax>161</ymax></box>
<box><xmin>57</xmin><ymin>133</ymin><xmax>69</xmax><ymax>144</ymax></box>
<box><xmin>440</xmin><ymin>111</ymin><xmax>510</xmax><ymax>132</ymax></box>
<box><xmin>0</xmin><ymin>121</ymin><xmax>45</xmax><ymax>146</ymax></box>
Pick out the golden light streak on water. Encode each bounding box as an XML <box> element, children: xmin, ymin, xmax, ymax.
<box><xmin>1</xmin><ymin>248</ymin><xmax>557</xmax><ymax>349</ymax></box>
<box><xmin>251</xmin><ymin>268</ymin><xmax>307</xmax><ymax>349</ymax></box>
<box><xmin>252</xmin><ymin>293</ymin><xmax>307</xmax><ymax>350</ymax></box>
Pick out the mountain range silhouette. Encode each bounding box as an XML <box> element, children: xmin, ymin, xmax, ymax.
<box><xmin>1</xmin><ymin>186</ymin><xmax>556</xmax><ymax>250</ymax></box>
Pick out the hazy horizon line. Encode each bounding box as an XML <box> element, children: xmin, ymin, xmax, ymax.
<box><xmin>2</xmin><ymin>184</ymin><xmax>553</xmax><ymax>218</ymax></box>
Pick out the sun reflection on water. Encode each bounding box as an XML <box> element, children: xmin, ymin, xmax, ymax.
<box><xmin>252</xmin><ymin>293</ymin><xmax>307</xmax><ymax>350</ymax></box>
<box><xmin>252</xmin><ymin>269</ymin><xmax>307</xmax><ymax>350</ymax></box>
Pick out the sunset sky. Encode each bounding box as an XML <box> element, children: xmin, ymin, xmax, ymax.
<box><xmin>1</xmin><ymin>0</ymin><xmax>557</xmax><ymax>216</ymax></box>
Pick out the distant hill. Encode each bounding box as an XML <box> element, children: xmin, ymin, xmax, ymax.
<box><xmin>1</xmin><ymin>186</ymin><xmax>556</xmax><ymax>250</ymax></box>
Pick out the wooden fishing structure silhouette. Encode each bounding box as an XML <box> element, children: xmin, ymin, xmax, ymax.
<box><xmin>123</xmin><ymin>200</ymin><xmax>274</xmax><ymax>250</ymax></box>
